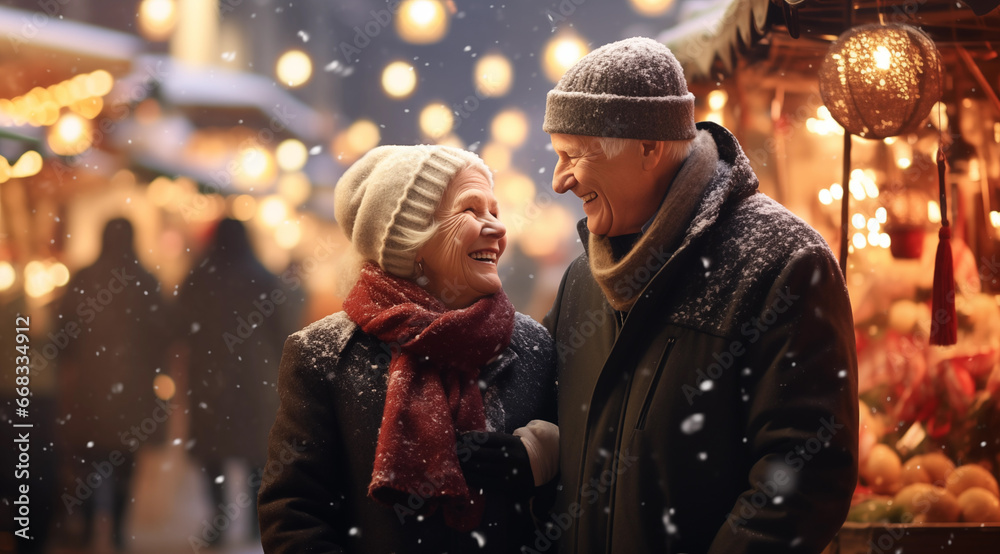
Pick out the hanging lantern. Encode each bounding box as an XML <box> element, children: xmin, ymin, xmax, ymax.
<box><xmin>819</xmin><ymin>23</ymin><xmax>943</xmax><ymax>140</ymax></box>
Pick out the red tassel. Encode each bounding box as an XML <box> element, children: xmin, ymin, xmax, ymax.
<box><xmin>930</xmin><ymin>226</ymin><xmax>957</xmax><ymax>346</ymax></box>
<box><xmin>930</xmin><ymin>141</ymin><xmax>956</xmax><ymax>346</ymax></box>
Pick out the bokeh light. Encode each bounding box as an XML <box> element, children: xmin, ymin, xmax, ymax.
<box><xmin>148</xmin><ymin>176</ymin><xmax>178</xmax><ymax>207</ymax></box>
<box><xmin>259</xmin><ymin>196</ymin><xmax>289</xmax><ymax>227</ymax></box>
<box><xmin>276</xmin><ymin>139</ymin><xmax>308</xmax><ymax>172</ymax></box>
<box><xmin>229</xmin><ymin>194</ymin><xmax>257</xmax><ymax>221</ymax></box>
<box><xmin>521</xmin><ymin>204</ymin><xmax>575</xmax><ymax>258</ymax></box>
<box><xmin>481</xmin><ymin>143</ymin><xmax>511</xmax><ymax>173</ymax></box>
<box><xmin>275</xmin><ymin>220</ymin><xmax>302</xmax><ymax>249</ymax></box>
<box><xmin>278</xmin><ymin>172</ymin><xmax>312</xmax><ymax>206</ymax></box>
<box><xmin>48</xmin><ymin>113</ymin><xmax>93</xmax><ymax>156</ymax></box>
<box><xmin>346</xmin><ymin>119</ymin><xmax>381</xmax><ymax>154</ymax></box>
<box><xmin>543</xmin><ymin>33</ymin><xmax>589</xmax><ymax>83</ymax></box>
<box><xmin>396</xmin><ymin>0</ymin><xmax>449</xmax><ymax>44</ymax></box>
<box><xmin>491</xmin><ymin>109</ymin><xmax>529</xmax><ymax>148</ymax></box>
<box><xmin>153</xmin><ymin>374</ymin><xmax>176</xmax><ymax>400</ymax></box>
<box><xmin>707</xmin><ymin>90</ymin><xmax>727</xmax><ymax>111</ymax></box>
<box><xmin>47</xmin><ymin>262</ymin><xmax>70</xmax><ymax>287</ymax></box>
<box><xmin>382</xmin><ymin>61</ymin><xmax>417</xmax><ymax>98</ymax></box>
<box><xmin>0</xmin><ymin>262</ymin><xmax>15</xmax><ymax>291</ymax></box>
<box><xmin>138</xmin><ymin>0</ymin><xmax>178</xmax><ymax>41</ymax></box>
<box><xmin>24</xmin><ymin>261</ymin><xmax>54</xmax><ymax>298</ymax></box>
<box><xmin>419</xmin><ymin>103</ymin><xmax>454</xmax><ymax>139</ymax></box>
<box><xmin>628</xmin><ymin>0</ymin><xmax>675</xmax><ymax>16</ymax></box>
<box><xmin>10</xmin><ymin>151</ymin><xmax>43</xmax><ymax>178</ymax></box>
<box><xmin>474</xmin><ymin>54</ymin><xmax>513</xmax><ymax>97</ymax></box>
<box><xmin>234</xmin><ymin>146</ymin><xmax>276</xmax><ymax>188</ymax></box>
<box><xmin>276</xmin><ymin>50</ymin><xmax>313</xmax><ymax>88</ymax></box>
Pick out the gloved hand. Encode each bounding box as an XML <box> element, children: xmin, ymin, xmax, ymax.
<box><xmin>456</xmin><ymin>420</ymin><xmax>560</xmax><ymax>497</ymax></box>
<box><xmin>514</xmin><ymin>420</ymin><xmax>560</xmax><ymax>487</ymax></box>
<box><xmin>457</xmin><ymin>431</ymin><xmax>535</xmax><ymax>498</ymax></box>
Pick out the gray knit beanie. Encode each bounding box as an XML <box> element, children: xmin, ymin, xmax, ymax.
<box><xmin>543</xmin><ymin>36</ymin><xmax>696</xmax><ymax>141</ymax></box>
<box><xmin>334</xmin><ymin>144</ymin><xmax>491</xmax><ymax>278</ymax></box>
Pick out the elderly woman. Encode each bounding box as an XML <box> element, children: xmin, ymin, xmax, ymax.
<box><xmin>258</xmin><ymin>145</ymin><xmax>559</xmax><ymax>553</ymax></box>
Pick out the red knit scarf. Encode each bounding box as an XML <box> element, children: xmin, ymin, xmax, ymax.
<box><xmin>343</xmin><ymin>262</ymin><xmax>515</xmax><ymax>531</ymax></box>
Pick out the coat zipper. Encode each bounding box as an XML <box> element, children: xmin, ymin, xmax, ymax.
<box><xmin>635</xmin><ymin>337</ymin><xmax>676</xmax><ymax>431</ymax></box>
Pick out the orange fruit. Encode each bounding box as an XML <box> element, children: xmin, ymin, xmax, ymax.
<box><xmin>900</xmin><ymin>456</ymin><xmax>932</xmax><ymax>486</ymax></box>
<box><xmin>862</xmin><ymin>444</ymin><xmax>902</xmax><ymax>494</ymax></box>
<box><xmin>946</xmin><ymin>464</ymin><xmax>999</xmax><ymax>498</ymax></box>
<box><xmin>892</xmin><ymin>483</ymin><xmax>961</xmax><ymax>523</ymax></box>
<box><xmin>920</xmin><ymin>452</ymin><xmax>955</xmax><ymax>486</ymax></box>
<box><xmin>957</xmin><ymin>487</ymin><xmax>1000</xmax><ymax>523</ymax></box>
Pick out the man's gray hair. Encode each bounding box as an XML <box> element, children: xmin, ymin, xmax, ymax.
<box><xmin>596</xmin><ymin>137</ymin><xmax>694</xmax><ymax>167</ymax></box>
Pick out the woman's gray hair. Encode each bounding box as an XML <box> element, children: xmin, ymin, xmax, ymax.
<box><xmin>596</xmin><ymin>136</ymin><xmax>694</xmax><ymax>166</ymax></box>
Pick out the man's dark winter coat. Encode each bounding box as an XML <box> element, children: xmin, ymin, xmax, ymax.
<box><xmin>542</xmin><ymin>122</ymin><xmax>859</xmax><ymax>554</ymax></box>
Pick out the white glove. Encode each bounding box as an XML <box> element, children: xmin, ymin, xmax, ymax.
<box><xmin>513</xmin><ymin>420</ymin><xmax>560</xmax><ymax>487</ymax></box>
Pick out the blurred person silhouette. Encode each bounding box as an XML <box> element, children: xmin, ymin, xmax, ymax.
<box><xmin>176</xmin><ymin>218</ymin><xmax>298</xmax><ymax>548</ymax></box>
<box><xmin>55</xmin><ymin>217</ymin><xmax>171</xmax><ymax>551</ymax></box>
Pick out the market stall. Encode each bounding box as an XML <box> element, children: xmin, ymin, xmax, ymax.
<box><xmin>664</xmin><ymin>0</ymin><xmax>1000</xmax><ymax>551</ymax></box>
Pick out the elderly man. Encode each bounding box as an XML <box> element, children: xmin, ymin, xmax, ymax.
<box><xmin>539</xmin><ymin>37</ymin><xmax>858</xmax><ymax>553</ymax></box>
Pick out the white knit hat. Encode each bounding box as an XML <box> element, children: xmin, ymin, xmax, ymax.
<box><xmin>543</xmin><ymin>37</ymin><xmax>697</xmax><ymax>141</ymax></box>
<box><xmin>334</xmin><ymin>145</ymin><xmax>491</xmax><ymax>278</ymax></box>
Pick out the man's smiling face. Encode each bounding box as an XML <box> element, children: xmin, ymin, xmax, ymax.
<box><xmin>549</xmin><ymin>133</ymin><xmax>660</xmax><ymax>237</ymax></box>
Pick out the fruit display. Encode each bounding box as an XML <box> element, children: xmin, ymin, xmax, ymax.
<box><xmin>850</xmin><ymin>437</ymin><xmax>1000</xmax><ymax>523</ymax></box>
<box><xmin>848</xmin><ymin>274</ymin><xmax>1000</xmax><ymax>528</ymax></box>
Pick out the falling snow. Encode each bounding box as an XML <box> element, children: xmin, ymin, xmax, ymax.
<box><xmin>680</xmin><ymin>413</ymin><xmax>704</xmax><ymax>434</ymax></box>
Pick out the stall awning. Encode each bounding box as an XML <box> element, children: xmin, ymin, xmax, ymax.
<box><xmin>121</xmin><ymin>55</ymin><xmax>327</xmax><ymax>144</ymax></box>
<box><xmin>661</xmin><ymin>0</ymin><xmax>1000</xmax><ymax>81</ymax></box>
<box><xmin>0</xmin><ymin>6</ymin><xmax>142</xmax><ymax>97</ymax></box>
<box><xmin>659</xmin><ymin>0</ymin><xmax>773</xmax><ymax>80</ymax></box>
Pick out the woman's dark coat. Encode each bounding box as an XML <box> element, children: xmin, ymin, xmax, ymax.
<box><xmin>542</xmin><ymin>122</ymin><xmax>859</xmax><ymax>554</ymax></box>
<box><xmin>258</xmin><ymin>310</ymin><xmax>557</xmax><ymax>553</ymax></box>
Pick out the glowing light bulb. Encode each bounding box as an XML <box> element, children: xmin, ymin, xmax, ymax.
<box><xmin>873</xmin><ymin>45</ymin><xmax>892</xmax><ymax>71</ymax></box>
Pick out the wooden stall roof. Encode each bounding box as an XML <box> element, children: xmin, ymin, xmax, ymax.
<box><xmin>661</xmin><ymin>0</ymin><xmax>1000</xmax><ymax>82</ymax></box>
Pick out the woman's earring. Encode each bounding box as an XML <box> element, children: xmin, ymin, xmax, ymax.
<box><xmin>415</xmin><ymin>260</ymin><xmax>429</xmax><ymax>286</ymax></box>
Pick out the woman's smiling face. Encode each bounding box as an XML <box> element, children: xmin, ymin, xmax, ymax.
<box><xmin>417</xmin><ymin>167</ymin><xmax>507</xmax><ymax>309</ymax></box>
